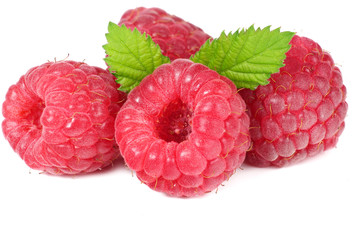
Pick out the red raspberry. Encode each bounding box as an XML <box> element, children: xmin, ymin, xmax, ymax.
<box><xmin>239</xmin><ymin>35</ymin><xmax>348</xmax><ymax>167</ymax></box>
<box><xmin>119</xmin><ymin>7</ymin><xmax>211</xmax><ymax>60</ymax></box>
<box><xmin>2</xmin><ymin>60</ymin><xmax>127</xmax><ymax>174</ymax></box>
<box><xmin>115</xmin><ymin>59</ymin><xmax>250</xmax><ymax>197</ymax></box>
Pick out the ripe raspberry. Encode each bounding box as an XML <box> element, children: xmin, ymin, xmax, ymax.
<box><xmin>2</xmin><ymin>60</ymin><xmax>127</xmax><ymax>174</ymax></box>
<box><xmin>239</xmin><ymin>35</ymin><xmax>348</xmax><ymax>167</ymax></box>
<box><xmin>119</xmin><ymin>7</ymin><xmax>211</xmax><ymax>60</ymax></box>
<box><xmin>115</xmin><ymin>59</ymin><xmax>250</xmax><ymax>197</ymax></box>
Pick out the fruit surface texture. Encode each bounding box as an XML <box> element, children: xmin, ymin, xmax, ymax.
<box><xmin>119</xmin><ymin>7</ymin><xmax>211</xmax><ymax>60</ymax></box>
<box><xmin>239</xmin><ymin>35</ymin><xmax>348</xmax><ymax>167</ymax></box>
<box><xmin>2</xmin><ymin>60</ymin><xmax>126</xmax><ymax>174</ymax></box>
<box><xmin>115</xmin><ymin>59</ymin><xmax>250</xmax><ymax>197</ymax></box>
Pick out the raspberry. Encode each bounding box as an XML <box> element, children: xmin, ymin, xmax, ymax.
<box><xmin>115</xmin><ymin>59</ymin><xmax>250</xmax><ymax>197</ymax></box>
<box><xmin>119</xmin><ymin>7</ymin><xmax>211</xmax><ymax>60</ymax></box>
<box><xmin>2</xmin><ymin>60</ymin><xmax>127</xmax><ymax>174</ymax></box>
<box><xmin>239</xmin><ymin>35</ymin><xmax>348</xmax><ymax>167</ymax></box>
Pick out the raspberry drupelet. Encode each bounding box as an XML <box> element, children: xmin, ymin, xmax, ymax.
<box><xmin>239</xmin><ymin>35</ymin><xmax>348</xmax><ymax>167</ymax></box>
<box><xmin>115</xmin><ymin>59</ymin><xmax>251</xmax><ymax>197</ymax></box>
<box><xmin>119</xmin><ymin>7</ymin><xmax>211</xmax><ymax>60</ymax></box>
<box><xmin>2</xmin><ymin>60</ymin><xmax>127</xmax><ymax>174</ymax></box>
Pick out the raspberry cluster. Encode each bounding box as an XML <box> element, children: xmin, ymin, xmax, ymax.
<box><xmin>2</xmin><ymin>7</ymin><xmax>347</xmax><ymax>197</ymax></box>
<box><xmin>240</xmin><ymin>35</ymin><xmax>347</xmax><ymax>167</ymax></box>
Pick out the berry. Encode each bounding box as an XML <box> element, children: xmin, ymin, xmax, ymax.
<box><xmin>2</xmin><ymin>60</ymin><xmax>127</xmax><ymax>174</ymax></box>
<box><xmin>119</xmin><ymin>7</ymin><xmax>211</xmax><ymax>60</ymax></box>
<box><xmin>115</xmin><ymin>59</ymin><xmax>251</xmax><ymax>197</ymax></box>
<box><xmin>239</xmin><ymin>35</ymin><xmax>348</xmax><ymax>167</ymax></box>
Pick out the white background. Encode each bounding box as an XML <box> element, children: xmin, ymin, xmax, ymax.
<box><xmin>0</xmin><ymin>0</ymin><xmax>359</xmax><ymax>239</ymax></box>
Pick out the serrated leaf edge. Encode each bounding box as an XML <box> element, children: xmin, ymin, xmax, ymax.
<box><xmin>103</xmin><ymin>22</ymin><xmax>170</xmax><ymax>92</ymax></box>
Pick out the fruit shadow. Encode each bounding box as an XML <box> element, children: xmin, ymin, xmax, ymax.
<box><xmin>40</xmin><ymin>157</ymin><xmax>127</xmax><ymax>179</ymax></box>
<box><xmin>238</xmin><ymin>149</ymin><xmax>331</xmax><ymax>176</ymax></box>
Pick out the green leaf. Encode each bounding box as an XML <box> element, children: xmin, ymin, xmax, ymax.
<box><xmin>190</xmin><ymin>25</ymin><xmax>295</xmax><ymax>89</ymax></box>
<box><xmin>103</xmin><ymin>22</ymin><xmax>171</xmax><ymax>92</ymax></box>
